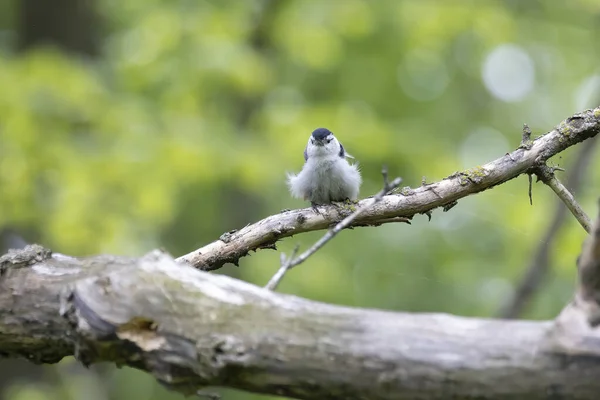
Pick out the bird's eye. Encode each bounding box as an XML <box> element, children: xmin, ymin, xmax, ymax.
<box><xmin>326</xmin><ymin>138</ymin><xmax>332</xmax><ymax>143</ymax></box>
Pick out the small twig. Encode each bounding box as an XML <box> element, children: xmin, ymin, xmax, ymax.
<box><xmin>522</xmin><ymin>124</ymin><xmax>531</xmax><ymax>140</ymax></box>
<box><xmin>265</xmin><ymin>167</ymin><xmax>403</xmax><ymax>290</ymax></box>
<box><xmin>528</xmin><ymin>174</ymin><xmax>533</xmax><ymax>205</ymax></box>
<box><xmin>265</xmin><ymin>246</ymin><xmax>299</xmax><ymax>290</ymax></box>
<box><xmin>523</xmin><ymin>123</ymin><xmax>534</xmax><ymax>206</ymax></box>
<box><xmin>521</xmin><ymin>123</ymin><xmax>532</xmax><ymax>145</ymax></box>
<box><xmin>535</xmin><ymin>165</ymin><xmax>592</xmax><ymax>233</ymax></box>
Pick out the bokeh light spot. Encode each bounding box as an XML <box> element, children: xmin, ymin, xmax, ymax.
<box><xmin>482</xmin><ymin>44</ymin><xmax>534</xmax><ymax>102</ymax></box>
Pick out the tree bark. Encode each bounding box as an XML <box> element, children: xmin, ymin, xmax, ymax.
<box><xmin>1</xmin><ymin>242</ymin><xmax>600</xmax><ymax>400</ymax></box>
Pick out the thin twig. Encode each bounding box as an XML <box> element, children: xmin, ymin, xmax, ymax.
<box><xmin>265</xmin><ymin>167</ymin><xmax>403</xmax><ymax>290</ymax></box>
<box><xmin>264</xmin><ymin>246</ymin><xmax>299</xmax><ymax>291</ymax></box>
<box><xmin>521</xmin><ymin>123</ymin><xmax>532</xmax><ymax>146</ymax></box>
<box><xmin>528</xmin><ymin>174</ymin><xmax>533</xmax><ymax>205</ymax></box>
<box><xmin>523</xmin><ymin>124</ymin><xmax>534</xmax><ymax>206</ymax></box>
<box><xmin>535</xmin><ymin>165</ymin><xmax>592</xmax><ymax>233</ymax></box>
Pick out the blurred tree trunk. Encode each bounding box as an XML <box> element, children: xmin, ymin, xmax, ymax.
<box><xmin>17</xmin><ymin>0</ymin><xmax>100</xmax><ymax>56</ymax></box>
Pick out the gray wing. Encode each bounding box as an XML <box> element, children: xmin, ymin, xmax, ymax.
<box><xmin>338</xmin><ymin>142</ymin><xmax>345</xmax><ymax>158</ymax></box>
<box><xmin>304</xmin><ymin>145</ymin><xmax>308</xmax><ymax>162</ymax></box>
<box><xmin>339</xmin><ymin>142</ymin><xmax>355</xmax><ymax>159</ymax></box>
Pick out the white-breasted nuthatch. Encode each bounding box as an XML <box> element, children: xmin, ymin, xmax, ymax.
<box><xmin>287</xmin><ymin>128</ymin><xmax>362</xmax><ymax>206</ymax></box>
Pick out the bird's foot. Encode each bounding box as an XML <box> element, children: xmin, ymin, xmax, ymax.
<box><xmin>330</xmin><ymin>201</ymin><xmax>344</xmax><ymax>212</ymax></box>
<box><xmin>310</xmin><ymin>202</ymin><xmax>323</xmax><ymax>215</ymax></box>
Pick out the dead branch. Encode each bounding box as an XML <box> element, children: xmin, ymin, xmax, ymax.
<box><xmin>533</xmin><ymin>165</ymin><xmax>592</xmax><ymax>233</ymax></box>
<box><xmin>2</xmin><ymin>244</ymin><xmax>600</xmax><ymax>399</ymax></box>
<box><xmin>178</xmin><ymin>107</ymin><xmax>600</xmax><ymax>271</ymax></box>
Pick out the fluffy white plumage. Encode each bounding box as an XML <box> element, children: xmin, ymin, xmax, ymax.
<box><xmin>287</xmin><ymin>128</ymin><xmax>362</xmax><ymax>205</ymax></box>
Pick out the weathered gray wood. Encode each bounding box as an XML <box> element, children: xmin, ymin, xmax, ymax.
<box><xmin>3</xmin><ymin>245</ymin><xmax>600</xmax><ymax>399</ymax></box>
<box><xmin>178</xmin><ymin>107</ymin><xmax>600</xmax><ymax>271</ymax></box>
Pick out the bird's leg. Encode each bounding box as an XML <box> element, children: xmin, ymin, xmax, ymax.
<box><xmin>330</xmin><ymin>201</ymin><xmax>345</xmax><ymax>212</ymax></box>
<box><xmin>310</xmin><ymin>202</ymin><xmax>322</xmax><ymax>215</ymax></box>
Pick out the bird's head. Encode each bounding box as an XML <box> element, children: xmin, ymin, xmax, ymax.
<box><xmin>305</xmin><ymin>128</ymin><xmax>345</xmax><ymax>160</ymax></box>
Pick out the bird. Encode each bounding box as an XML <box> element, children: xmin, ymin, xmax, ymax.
<box><xmin>287</xmin><ymin>128</ymin><xmax>362</xmax><ymax>208</ymax></box>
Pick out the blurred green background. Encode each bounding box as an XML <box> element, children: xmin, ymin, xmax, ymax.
<box><xmin>1</xmin><ymin>0</ymin><xmax>599</xmax><ymax>399</ymax></box>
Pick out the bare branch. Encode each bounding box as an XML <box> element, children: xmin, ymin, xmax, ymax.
<box><xmin>528</xmin><ymin>173</ymin><xmax>533</xmax><ymax>205</ymax></box>
<box><xmin>265</xmin><ymin>168</ymin><xmax>404</xmax><ymax>290</ymax></box>
<box><xmin>5</xmin><ymin>245</ymin><xmax>600</xmax><ymax>399</ymax></box>
<box><xmin>534</xmin><ymin>164</ymin><xmax>592</xmax><ymax>233</ymax></box>
<box><xmin>265</xmin><ymin>245</ymin><xmax>299</xmax><ymax>291</ymax></box>
<box><xmin>177</xmin><ymin>107</ymin><xmax>600</xmax><ymax>271</ymax></box>
<box><xmin>521</xmin><ymin>123</ymin><xmax>532</xmax><ymax>147</ymax></box>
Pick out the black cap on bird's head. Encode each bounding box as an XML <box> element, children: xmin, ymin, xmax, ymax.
<box><xmin>312</xmin><ymin>128</ymin><xmax>333</xmax><ymax>141</ymax></box>
<box><xmin>306</xmin><ymin>127</ymin><xmax>346</xmax><ymax>159</ymax></box>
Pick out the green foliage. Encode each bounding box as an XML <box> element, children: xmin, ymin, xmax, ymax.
<box><xmin>1</xmin><ymin>0</ymin><xmax>599</xmax><ymax>399</ymax></box>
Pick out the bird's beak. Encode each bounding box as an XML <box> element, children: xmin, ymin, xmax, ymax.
<box><xmin>313</xmin><ymin>138</ymin><xmax>325</xmax><ymax>146</ymax></box>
